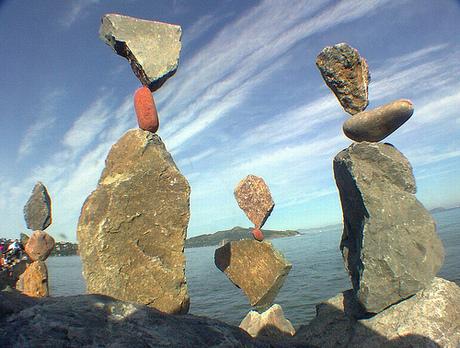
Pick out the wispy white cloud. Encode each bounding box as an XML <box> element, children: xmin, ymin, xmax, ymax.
<box><xmin>60</xmin><ymin>0</ymin><xmax>100</xmax><ymax>28</ymax></box>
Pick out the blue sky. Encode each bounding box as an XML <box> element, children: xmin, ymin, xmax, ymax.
<box><xmin>0</xmin><ymin>0</ymin><xmax>459</xmax><ymax>241</ymax></box>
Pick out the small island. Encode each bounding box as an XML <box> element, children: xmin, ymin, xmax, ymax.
<box><xmin>185</xmin><ymin>226</ymin><xmax>301</xmax><ymax>248</ymax></box>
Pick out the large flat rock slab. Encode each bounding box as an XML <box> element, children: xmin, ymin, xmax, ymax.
<box><xmin>214</xmin><ymin>240</ymin><xmax>291</xmax><ymax>307</ymax></box>
<box><xmin>333</xmin><ymin>142</ymin><xmax>444</xmax><ymax>313</ymax></box>
<box><xmin>77</xmin><ymin>129</ymin><xmax>190</xmax><ymax>314</ymax></box>
<box><xmin>99</xmin><ymin>13</ymin><xmax>182</xmax><ymax>91</ymax></box>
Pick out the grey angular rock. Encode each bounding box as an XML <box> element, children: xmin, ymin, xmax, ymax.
<box><xmin>77</xmin><ymin>129</ymin><xmax>190</xmax><ymax>314</ymax></box>
<box><xmin>215</xmin><ymin>240</ymin><xmax>291</xmax><ymax>307</ymax></box>
<box><xmin>343</xmin><ymin>99</ymin><xmax>414</xmax><ymax>142</ymax></box>
<box><xmin>333</xmin><ymin>142</ymin><xmax>444</xmax><ymax>313</ymax></box>
<box><xmin>296</xmin><ymin>278</ymin><xmax>460</xmax><ymax>348</ymax></box>
<box><xmin>316</xmin><ymin>43</ymin><xmax>370</xmax><ymax>115</ymax></box>
<box><xmin>99</xmin><ymin>13</ymin><xmax>182</xmax><ymax>92</ymax></box>
<box><xmin>23</xmin><ymin>182</ymin><xmax>52</xmax><ymax>230</ymax></box>
<box><xmin>240</xmin><ymin>304</ymin><xmax>296</xmax><ymax>339</ymax></box>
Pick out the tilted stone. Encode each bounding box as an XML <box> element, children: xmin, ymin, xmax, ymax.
<box><xmin>240</xmin><ymin>304</ymin><xmax>295</xmax><ymax>339</ymax></box>
<box><xmin>333</xmin><ymin>142</ymin><xmax>444</xmax><ymax>313</ymax></box>
<box><xmin>214</xmin><ymin>240</ymin><xmax>291</xmax><ymax>307</ymax></box>
<box><xmin>316</xmin><ymin>43</ymin><xmax>370</xmax><ymax>115</ymax></box>
<box><xmin>25</xmin><ymin>230</ymin><xmax>55</xmax><ymax>262</ymax></box>
<box><xmin>77</xmin><ymin>129</ymin><xmax>190</xmax><ymax>314</ymax></box>
<box><xmin>343</xmin><ymin>99</ymin><xmax>414</xmax><ymax>142</ymax></box>
<box><xmin>23</xmin><ymin>182</ymin><xmax>52</xmax><ymax>230</ymax></box>
<box><xmin>99</xmin><ymin>13</ymin><xmax>182</xmax><ymax>92</ymax></box>
<box><xmin>234</xmin><ymin>175</ymin><xmax>274</xmax><ymax>229</ymax></box>
<box><xmin>20</xmin><ymin>261</ymin><xmax>49</xmax><ymax>298</ymax></box>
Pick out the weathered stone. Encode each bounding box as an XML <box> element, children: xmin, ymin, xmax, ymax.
<box><xmin>25</xmin><ymin>230</ymin><xmax>55</xmax><ymax>261</ymax></box>
<box><xmin>134</xmin><ymin>86</ymin><xmax>159</xmax><ymax>132</ymax></box>
<box><xmin>333</xmin><ymin>142</ymin><xmax>444</xmax><ymax>313</ymax></box>
<box><xmin>21</xmin><ymin>261</ymin><xmax>49</xmax><ymax>297</ymax></box>
<box><xmin>343</xmin><ymin>99</ymin><xmax>414</xmax><ymax>142</ymax></box>
<box><xmin>214</xmin><ymin>240</ymin><xmax>291</xmax><ymax>307</ymax></box>
<box><xmin>296</xmin><ymin>278</ymin><xmax>460</xmax><ymax>348</ymax></box>
<box><xmin>77</xmin><ymin>129</ymin><xmax>190</xmax><ymax>314</ymax></box>
<box><xmin>316</xmin><ymin>43</ymin><xmax>370</xmax><ymax>115</ymax></box>
<box><xmin>20</xmin><ymin>232</ymin><xmax>29</xmax><ymax>246</ymax></box>
<box><xmin>252</xmin><ymin>228</ymin><xmax>265</xmax><ymax>241</ymax></box>
<box><xmin>240</xmin><ymin>304</ymin><xmax>295</xmax><ymax>339</ymax></box>
<box><xmin>23</xmin><ymin>182</ymin><xmax>52</xmax><ymax>230</ymax></box>
<box><xmin>99</xmin><ymin>14</ymin><xmax>182</xmax><ymax>92</ymax></box>
<box><xmin>234</xmin><ymin>175</ymin><xmax>274</xmax><ymax>229</ymax></box>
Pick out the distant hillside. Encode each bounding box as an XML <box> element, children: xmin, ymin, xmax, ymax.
<box><xmin>429</xmin><ymin>206</ymin><xmax>460</xmax><ymax>214</ymax></box>
<box><xmin>185</xmin><ymin>227</ymin><xmax>300</xmax><ymax>248</ymax></box>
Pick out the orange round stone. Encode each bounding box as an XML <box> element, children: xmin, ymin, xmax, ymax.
<box><xmin>251</xmin><ymin>228</ymin><xmax>265</xmax><ymax>241</ymax></box>
<box><xmin>134</xmin><ymin>86</ymin><xmax>159</xmax><ymax>133</ymax></box>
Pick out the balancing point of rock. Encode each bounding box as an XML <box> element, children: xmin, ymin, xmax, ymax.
<box><xmin>25</xmin><ymin>230</ymin><xmax>56</xmax><ymax>262</ymax></box>
<box><xmin>251</xmin><ymin>228</ymin><xmax>264</xmax><ymax>241</ymax></box>
<box><xmin>214</xmin><ymin>240</ymin><xmax>291</xmax><ymax>307</ymax></box>
<box><xmin>134</xmin><ymin>86</ymin><xmax>159</xmax><ymax>133</ymax></box>
<box><xmin>316</xmin><ymin>42</ymin><xmax>370</xmax><ymax>115</ymax></box>
<box><xmin>20</xmin><ymin>261</ymin><xmax>49</xmax><ymax>297</ymax></box>
<box><xmin>99</xmin><ymin>13</ymin><xmax>182</xmax><ymax>92</ymax></box>
<box><xmin>333</xmin><ymin>142</ymin><xmax>444</xmax><ymax>313</ymax></box>
<box><xmin>234</xmin><ymin>175</ymin><xmax>274</xmax><ymax>229</ymax></box>
<box><xmin>239</xmin><ymin>304</ymin><xmax>295</xmax><ymax>339</ymax></box>
<box><xmin>77</xmin><ymin>129</ymin><xmax>190</xmax><ymax>314</ymax></box>
<box><xmin>23</xmin><ymin>182</ymin><xmax>52</xmax><ymax>231</ymax></box>
<box><xmin>343</xmin><ymin>99</ymin><xmax>414</xmax><ymax>142</ymax></box>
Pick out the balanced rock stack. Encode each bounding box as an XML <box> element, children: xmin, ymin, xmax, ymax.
<box><xmin>214</xmin><ymin>175</ymin><xmax>294</xmax><ymax>338</ymax></box>
<box><xmin>20</xmin><ymin>182</ymin><xmax>55</xmax><ymax>297</ymax></box>
<box><xmin>301</xmin><ymin>43</ymin><xmax>460</xmax><ymax>346</ymax></box>
<box><xmin>77</xmin><ymin>14</ymin><xmax>190</xmax><ymax>314</ymax></box>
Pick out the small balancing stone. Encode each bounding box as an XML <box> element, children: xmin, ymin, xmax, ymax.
<box><xmin>251</xmin><ymin>228</ymin><xmax>264</xmax><ymax>242</ymax></box>
<box><xmin>343</xmin><ymin>99</ymin><xmax>414</xmax><ymax>142</ymax></box>
<box><xmin>134</xmin><ymin>86</ymin><xmax>159</xmax><ymax>133</ymax></box>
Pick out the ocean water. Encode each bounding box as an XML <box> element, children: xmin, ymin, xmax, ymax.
<box><xmin>47</xmin><ymin>208</ymin><xmax>460</xmax><ymax>327</ymax></box>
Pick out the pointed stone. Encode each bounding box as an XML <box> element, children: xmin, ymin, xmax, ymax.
<box><xmin>316</xmin><ymin>43</ymin><xmax>370</xmax><ymax>115</ymax></box>
<box><xmin>99</xmin><ymin>13</ymin><xmax>182</xmax><ymax>92</ymax></box>
<box><xmin>234</xmin><ymin>175</ymin><xmax>274</xmax><ymax>229</ymax></box>
<box><xmin>23</xmin><ymin>182</ymin><xmax>52</xmax><ymax>231</ymax></box>
<box><xmin>240</xmin><ymin>304</ymin><xmax>295</xmax><ymax>338</ymax></box>
<box><xmin>77</xmin><ymin>129</ymin><xmax>190</xmax><ymax>314</ymax></box>
<box><xmin>333</xmin><ymin>142</ymin><xmax>444</xmax><ymax>313</ymax></box>
<box><xmin>214</xmin><ymin>240</ymin><xmax>291</xmax><ymax>307</ymax></box>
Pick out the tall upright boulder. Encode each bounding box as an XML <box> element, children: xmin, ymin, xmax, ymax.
<box><xmin>333</xmin><ymin>142</ymin><xmax>444</xmax><ymax>313</ymax></box>
<box><xmin>77</xmin><ymin>129</ymin><xmax>190</xmax><ymax>314</ymax></box>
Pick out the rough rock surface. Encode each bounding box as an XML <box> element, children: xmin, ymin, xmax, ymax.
<box><xmin>23</xmin><ymin>182</ymin><xmax>52</xmax><ymax>230</ymax></box>
<box><xmin>234</xmin><ymin>175</ymin><xmax>274</xmax><ymax>229</ymax></box>
<box><xmin>20</xmin><ymin>261</ymin><xmax>49</xmax><ymax>297</ymax></box>
<box><xmin>134</xmin><ymin>85</ymin><xmax>159</xmax><ymax>132</ymax></box>
<box><xmin>25</xmin><ymin>230</ymin><xmax>56</xmax><ymax>261</ymax></box>
<box><xmin>0</xmin><ymin>293</ymin><xmax>282</xmax><ymax>348</ymax></box>
<box><xmin>316</xmin><ymin>43</ymin><xmax>370</xmax><ymax>115</ymax></box>
<box><xmin>0</xmin><ymin>259</ymin><xmax>29</xmax><ymax>290</ymax></box>
<box><xmin>343</xmin><ymin>99</ymin><xmax>414</xmax><ymax>142</ymax></box>
<box><xmin>240</xmin><ymin>304</ymin><xmax>295</xmax><ymax>339</ymax></box>
<box><xmin>99</xmin><ymin>13</ymin><xmax>182</xmax><ymax>92</ymax></box>
<box><xmin>215</xmin><ymin>240</ymin><xmax>291</xmax><ymax>307</ymax></box>
<box><xmin>333</xmin><ymin>142</ymin><xmax>444</xmax><ymax>313</ymax></box>
<box><xmin>296</xmin><ymin>277</ymin><xmax>460</xmax><ymax>348</ymax></box>
<box><xmin>77</xmin><ymin>129</ymin><xmax>190</xmax><ymax>314</ymax></box>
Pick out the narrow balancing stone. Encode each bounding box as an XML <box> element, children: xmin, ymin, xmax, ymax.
<box><xmin>134</xmin><ymin>86</ymin><xmax>159</xmax><ymax>133</ymax></box>
<box><xmin>343</xmin><ymin>99</ymin><xmax>414</xmax><ymax>142</ymax></box>
<box><xmin>251</xmin><ymin>228</ymin><xmax>264</xmax><ymax>242</ymax></box>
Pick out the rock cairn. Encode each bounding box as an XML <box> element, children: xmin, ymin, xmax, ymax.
<box><xmin>20</xmin><ymin>182</ymin><xmax>55</xmax><ymax>297</ymax></box>
<box><xmin>77</xmin><ymin>14</ymin><xmax>190</xmax><ymax>314</ymax></box>
<box><xmin>215</xmin><ymin>175</ymin><xmax>294</xmax><ymax>338</ymax></box>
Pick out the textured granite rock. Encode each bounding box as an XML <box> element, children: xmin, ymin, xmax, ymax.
<box><xmin>77</xmin><ymin>129</ymin><xmax>190</xmax><ymax>314</ymax></box>
<box><xmin>296</xmin><ymin>278</ymin><xmax>460</xmax><ymax>348</ymax></box>
<box><xmin>134</xmin><ymin>86</ymin><xmax>159</xmax><ymax>132</ymax></box>
<box><xmin>240</xmin><ymin>304</ymin><xmax>295</xmax><ymax>339</ymax></box>
<box><xmin>99</xmin><ymin>13</ymin><xmax>182</xmax><ymax>92</ymax></box>
<box><xmin>333</xmin><ymin>142</ymin><xmax>444</xmax><ymax>313</ymax></box>
<box><xmin>25</xmin><ymin>230</ymin><xmax>55</xmax><ymax>261</ymax></box>
<box><xmin>234</xmin><ymin>175</ymin><xmax>274</xmax><ymax>229</ymax></box>
<box><xmin>19</xmin><ymin>261</ymin><xmax>49</xmax><ymax>297</ymax></box>
<box><xmin>215</xmin><ymin>240</ymin><xmax>291</xmax><ymax>307</ymax></box>
<box><xmin>316</xmin><ymin>43</ymin><xmax>370</xmax><ymax>115</ymax></box>
<box><xmin>343</xmin><ymin>99</ymin><xmax>414</xmax><ymax>142</ymax></box>
<box><xmin>0</xmin><ymin>293</ymin><xmax>277</xmax><ymax>348</ymax></box>
<box><xmin>23</xmin><ymin>182</ymin><xmax>52</xmax><ymax>231</ymax></box>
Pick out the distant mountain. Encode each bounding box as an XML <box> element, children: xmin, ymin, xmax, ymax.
<box><xmin>298</xmin><ymin>223</ymin><xmax>342</xmax><ymax>234</ymax></box>
<box><xmin>185</xmin><ymin>226</ymin><xmax>300</xmax><ymax>248</ymax></box>
<box><xmin>429</xmin><ymin>206</ymin><xmax>460</xmax><ymax>214</ymax></box>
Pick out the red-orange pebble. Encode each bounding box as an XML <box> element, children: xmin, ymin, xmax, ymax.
<box><xmin>252</xmin><ymin>228</ymin><xmax>265</xmax><ymax>241</ymax></box>
<box><xmin>134</xmin><ymin>86</ymin><xmax>159</xmax><ymax>133</ymax></box>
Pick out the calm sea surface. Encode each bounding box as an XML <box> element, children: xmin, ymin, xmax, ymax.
<box><xmin>47</xmin><ymin>208</ymin><xmax>460</xmax><ymax>327</ymax></box>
